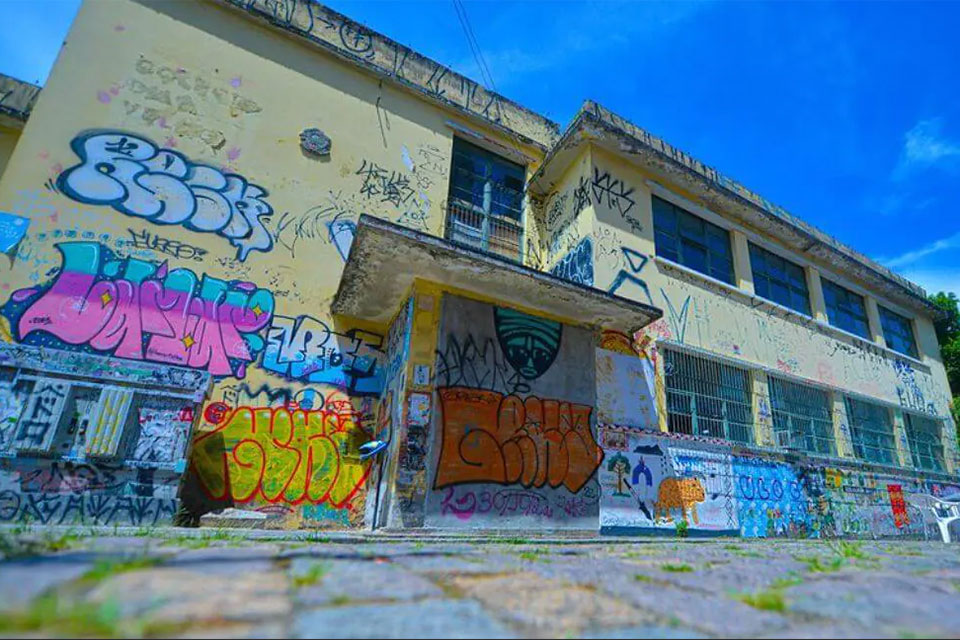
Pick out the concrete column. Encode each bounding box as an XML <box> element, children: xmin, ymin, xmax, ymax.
<box><xmin>891</xmin><ymin>408</ymin><xmax>913</xmax><ymax>469</ymax></box>
<box><xmin>750</xmin><ymin>369</ymin><xmax>773</xmax><ymax>447</ymax></box>
<box><xmin>831</xmin><ymin>391</ymin><xmax>854</xmax><ymax>459</ymax></box>
<box><xmin>865</xmin><ymin>296</ymin><xmax>886</xmax><ymax>346</ymax></box>
<box><xmin>806</xmin><ymin>267</ymin><xmax>828</xmax><ymax>322</ymax></box>
<box><xmin>731</xmin><ymin>230</ymin><xmax>754</xmax><ymax>293</ymax></box>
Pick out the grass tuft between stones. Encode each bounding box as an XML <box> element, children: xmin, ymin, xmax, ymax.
<box><xmin>82</xmin><ymin>556</ymin><xmax>165</xmax><ymax>583</ymax></box>
<box><xmin>737</xmin><ymin>588</ymin><xmax>787</xmax><ymax>612</ymax></box>
<box><xmin>292</xmin><ymin>561</ymin><xmax>331</xmax><ymax>588</ymax></box>
<box><xmin>0</xmin><ymin>593</ymin><xmax>186</xmax><ymax>639</ymax></box>
<box><xmin>660</xmin><ymin>563</ymin><xmax>694</xmax><ymax>573</ymax></box>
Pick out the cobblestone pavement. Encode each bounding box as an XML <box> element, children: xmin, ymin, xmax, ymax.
<box><xmin>1</xmin><ymin>528</ymin><xmax>959</xmax><ymax>638</ymax></box>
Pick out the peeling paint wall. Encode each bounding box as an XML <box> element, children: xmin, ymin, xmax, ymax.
<box><xmin>0</xmin><ymin>0</ymin><xmax>545</xmax><ymax>529</ymax></box>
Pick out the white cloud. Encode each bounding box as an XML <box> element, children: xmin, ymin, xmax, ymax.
<box><xmin>882</xmin><ymin>230</ymin><xmax>960</xmax><ymax>269</ymax></box>
<box><xmin>894</xmin><ymin>118</ymin><xmax>960</xmax><ymax>179</ymax></box>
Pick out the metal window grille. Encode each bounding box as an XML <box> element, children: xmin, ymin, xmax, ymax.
<box><xmin>445</xmin><ymin>138</ymin><xmax>525</xmax><ymax>263</ymax></box>
<box><xmin>652</xmin><ymin>195</ymin><xmax>734</xmax><ymax>284</ymax></box>
<box><xmin>844</xmin><ymin>396</ymin><xmax>897</xmax><ymax>465</ymax></box>
<box><xmin>663</xmin><ymin>348</ymin><xmax>755</xmax><ymax>443</ymax></box>
<box><xmin>904</xmin><ymin>412</ymin><xmax>945</xmax><ymax>472</ymax></box>
<box><xmin>879</xmin><ymin>306</ymin><xmax>918</xmax><ymax>359</ymax></box>
<box><xmin>768</xmin><ymin>376</ymin><xmax>836</xmax><ymax>456</ymax></box>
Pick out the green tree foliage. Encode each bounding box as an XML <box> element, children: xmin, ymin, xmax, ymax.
<box><xmin>929</xmin><ymin>292</ymin><xmax>960</xmax><ymax>430</ymax></box>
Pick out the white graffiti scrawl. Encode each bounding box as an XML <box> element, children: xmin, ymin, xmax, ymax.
<box><xmin>56</xmin><ymin>131</ymin><xmax>273</xmax><ymax>261</ymax></box>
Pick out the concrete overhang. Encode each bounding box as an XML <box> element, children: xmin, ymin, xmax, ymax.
<box><xmin>530</xmin><ymin>101</ymin><xmax>941</xmax><ymax>319</ymax></box>
<box><xmin>0</xmin><ymin>73</ymin><xmax>40</xmax><ymax>129</ymax></box>
<box><xmin>331</xmin><ymin>215</ymin><xmax>663</xmax><ymax>333</ymax></box>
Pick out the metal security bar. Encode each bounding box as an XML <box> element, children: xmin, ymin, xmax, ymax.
<box><xmin>904</xmin><ymin>412</ymin><xmax>945</xmax><ymax>472</ymax></box>
<box><xmin>663</xmin><ymin>348</ymin><xmax>755</xmax><ymax>443</ymax></box>
<box><xmin>768</xmin><ymin>376</ymin><xmax>836</xmax><ymax>456</ymax></box>
<box><xmin>844</xmin><ymin>396</ymin><xmax>897</xmax><ymax>465</ymax></box>
<box><xmin>446</xmin><ymin>201</ymin><xmax>523</xmax><ymax>262</ymax></box>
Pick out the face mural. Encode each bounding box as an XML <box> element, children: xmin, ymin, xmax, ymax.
<box><xmin>426</xmin><ymin>296</ymin><xmax>602</xmax><ymax>529</ymax></box>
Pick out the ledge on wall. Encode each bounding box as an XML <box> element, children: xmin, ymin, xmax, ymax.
<box><xmin>331</xmin><ymin>215</ymin><xmax>663</xmax><ymax>333</ymax></box>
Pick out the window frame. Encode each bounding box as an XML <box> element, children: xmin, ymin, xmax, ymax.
<box><xmin>663</xmin><ymin>347</ymin><xmax>755</xmax><ymax>444</ymax></box>
<box><xmin>844</xmin><ymin>396</ymin><xmax>897</xmax><ymax>466</ymax></box>
<box><xmin>749</xmin><ymin>242</ymin><xmax>812</xmax><ymax>316</ymax></box>
<box><xmin>445</xmin><ymin>137</ymin><xmax>527</xmax><ymax>262</ymax></box>
<box><xmin>767</xmin><ymin>375</ymin><xmax>836</xmax><ymax>456</ymax></box>
<box><xmin>903</xmin><ymin>412</ymin><xmax>945</xmax><ymax>472</ymax></box>
<box><xmin>821</xmin><ymin>279</ymin><xmax>871</xmax><ymax>339</ymax></box>
<box><xmin>878</xmin><ymin>305</ymin><xmax>918</xmax><ymax>358</ymax></box>
<box><xmin>653</xmin><ymin>195</ymin><xmax>735</xmax><ymax>285</ymax></box>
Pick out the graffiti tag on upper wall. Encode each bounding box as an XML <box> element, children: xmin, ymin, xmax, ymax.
<box><xmin>56</xmin><ymin>131</ymin><xmax>274</xmax><ymax>262</ymax></box>
<box><xmin>0</xmin><ymin>242</ymin><xmax>274</xmax><ymax>378</ymax></box>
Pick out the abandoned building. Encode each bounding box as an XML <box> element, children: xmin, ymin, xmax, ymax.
<box><xmin>0</xmin><ymin>0</ymin><xmax>955</xmax><ymax>537</ymax></box>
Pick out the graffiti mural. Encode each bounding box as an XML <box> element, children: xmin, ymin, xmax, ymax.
<box><xmin>56</xmin><ymin>131</ymin><xmax>274</xmax><ymax>261</ymax></box>
<box><xmin>608</xmin><ymin>247</ymin><xmax>652</xmax><ymax>304</ymax></box>
<box><xmin>192</xmin><ymin>404</ymin><xmax>371</xmax><ymax>508</ymax></box>
<box><xmin>599</xmin><ymin>429</ymin><xmax>738</xmax><ymax>535</ymax></box>
<box><xmin>550</xmin><ymin>237</ymin><xmax>593</xmax><ymax>286</ymax></box>
<box><xmin>1</xmin><ymin>242</ymin><xmax>274</xmax><ymax>378</ymax></box>
<box><xmin>492</xmin><ymin>307</ymin><xmax>562</xmax><ymax>381</ymax></box>
<box><xmin>261</xmin><ymin>314</ymin><xmax>385</xmax><ymax>396</ymax></box>
<box><xmin>433</xmin><ymin>387</ymin><xmax>602</xmax><ymax>493</ymax></box>
<box><xmin>733</xmin><ymin>456</ymin><xmax>814</xmax><ymax>538</ymax></box>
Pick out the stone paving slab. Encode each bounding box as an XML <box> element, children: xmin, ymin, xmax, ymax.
<box><xmin>292</xmin><ymin>599</ymin><xmax>517</xmax><ymax>639</ymax></box>
<box><xmin>0</xmin><ymin>531</ymin><xmax>958</xmax><ymax>638</ymax></box>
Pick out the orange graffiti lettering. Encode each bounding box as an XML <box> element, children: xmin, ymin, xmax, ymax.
<box><xmin>192</xmin><ymin>405</ymin><xmax>371</xmax><ymax>508</ymax></box>
<box><xmin>433</xmin><ymin>387</ymin><xmax>603</xmax><ymax>493</ymax></box>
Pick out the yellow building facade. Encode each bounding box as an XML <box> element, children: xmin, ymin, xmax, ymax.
<box><xmin>0</xmin><ymin>0</ymin><xmax>954</xmax><ymax>536</ymax></box>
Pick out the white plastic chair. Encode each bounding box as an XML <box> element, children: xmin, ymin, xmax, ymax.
<box><xmin>905</xmin><ymin>493</ymin><xmax>960</xmax><ymax>543</ymax></box>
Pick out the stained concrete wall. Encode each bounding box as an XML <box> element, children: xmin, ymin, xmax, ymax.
<box><xmin>423</xmin><ymin>294</ymin><xmax>601</xmax><ymax>529</ymax></box>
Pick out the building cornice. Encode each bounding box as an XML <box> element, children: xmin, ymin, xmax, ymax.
<box><xmin>0</xmin><ymin>73</ymin><xmax>41</xmax><ymax>126</ymax></box>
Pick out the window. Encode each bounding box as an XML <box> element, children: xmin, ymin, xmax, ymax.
<box><xmin>844</xmin><ymin>397</ymin><xmax>897</xmax><ymax>465</ymax></box>
<box><xmin>664</xmin><ymin>348</ymin><xmax>754</xmax><ymax>443</ymax></box>
<box><xmin>749</xmin><ymin>243</ymin><xmax>811</xmax><ymax>315</ymax></box>
<box><xmin>446</xmin><ymin>138</ymin><xmax>525</xmax><ymax>262</ymax></box>
<box><xmin>904</xmin><ymin>413</ymin><xmax>944</xmax><ymax>472</ymax></box>
<box><xmin>879</xmin><ymin>306</ymin><xmax>917</xmax><ymax>358</ymax></box>
<box><xmin>768</xmin><ymin>377</ymin><xmax>835</xmax><ymax>456</ymax></box>
<box><xmin>822</xmin><ymin>279</ymin><xmax>870</xmax><ymax>339</ymax></box>
<box><xmin>653</xmin><ymin>195</ymin><xmax>734</xmax><ymax>284</ymax></box>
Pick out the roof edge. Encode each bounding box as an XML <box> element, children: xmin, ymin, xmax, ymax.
<box><xmin>207</xmin><ymin>0</ymin><xmax>560</xmax><ymax>150</ymax></box>
<box><xmin>535</xmin><ymin>99</ymin><xmax>939</xmax><ymax>316</ymax></box>
<box><xmin>0</xmin><ymin>73</ymin><xmax>41</xmax><ymax>124</ymax></box>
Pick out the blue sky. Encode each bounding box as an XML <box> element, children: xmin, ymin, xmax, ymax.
<box><xmin>2</xmin><ymin>1</ymin><xmax>958</xmax><ymax>297</ymax></box>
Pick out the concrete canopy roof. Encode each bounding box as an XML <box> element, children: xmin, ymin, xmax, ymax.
<box><xmin>0</xmin><ymin>73</ymin><xmax>41</xmax><ymax>128</ymax></box>
<box><xmin>331</xmin><ymin>215</ymin><xmax>663</xmax><ymax>333</ymax></box>
<box><xmin>530</xmin><ymin>101</ymin><xmax>941</xmax><ymax>318</ymax></box>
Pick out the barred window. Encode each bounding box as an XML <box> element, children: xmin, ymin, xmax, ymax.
<box><xmin>904</xmin><ymin>413</ymin><xmax>944</xmax><ymax>472</ymax></box>
<box><xmin>768</xmin><ymin>377</ymin><xmax>835</xmax><ymax>456</ymax></box>
<box><xmin>822</xmin><ymin>279</ymin><xmax>870</xmax><ymax>339</ymax></box>
<box><xmin>446</xmin><ymin>137</ymin><xmax>525</xmax><ymax>262</ymax></box>
<box><xmin>879</xmin><ymin>306</ymin><xmax>918</xmax><ymax>359</ymax></box>
<box><xmin>653</xmin><ymin>195</ymin><xmax>734</xmax><ymax>284</ymax></box>
<box><xmin>664</xmin><ymin>348</ymin><xmax>754</xmax><ymax>443</ymax></box>
<box><xmin>845</xmin><ymin>397</ymin><xmax>897</xmax><ymax>465</ymax></box>
<box><xmin>749</xmin><ymin>243</ymin><xmax>811</xmax><ymax>315</ymax></box>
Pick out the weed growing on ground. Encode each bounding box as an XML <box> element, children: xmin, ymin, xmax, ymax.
<box><xmin>660</xmin><ymin>563</ymin><xmax>694</xmax><ymax>573</ymax></box>
<box><xmin>517</xmin><ymin>548</ymin><xmax>552</xmax><ymax>563</ymax></box>
<box><xmin>770</xmin><ymin>574</ymin><xmax>805</xmax><ymax>589</ymax></box>
<box><xmin>795</xmin><ymin>554</ymin><xmax>845</xmax><ymax>573</ymax></box>
<box><xmin>329</xmin><ymin>595</ymin><xmax>353</xmax><ymax>606</ymax></box>
<box><xmin>675</xmin><ymin>520</ymin><xmax>689</xmax><ymax>538</ymax></box>
<box><xmin>292</xmin><ymin>562</ymin><xmax>330</xmax><ymax>588</ymax></box>
<box><xmin>0</xmin><ymin>529</ymin><xmax>81</xmax><ymax>559</ymax></box>
<box><xmin>497</xmin><ymin>537</ymin><xmax>532</xmax><ymax>545</ymax></box>
<box><xmin>633</xmin><ymin>574</ymin><xmax>654</xmax><ymax>583</ymax></box>
<box><xmin>0</xmin><ymin>593</ymin><xmax>184</xmax><ymax>638</ymax></box>
<box><xmin>82</xmin><ymin>555</ymin><xmax>164</xmax><ymax>583</ymax></box>
<box><xmin>830</xmin><ymin>540</ymin><xmax>868</xmax><ymax>560</ymax></box>
<box><xmin>737</xmin><ymin>588</ymin><xmax>787</xmax><ymax>612</ymax></box>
